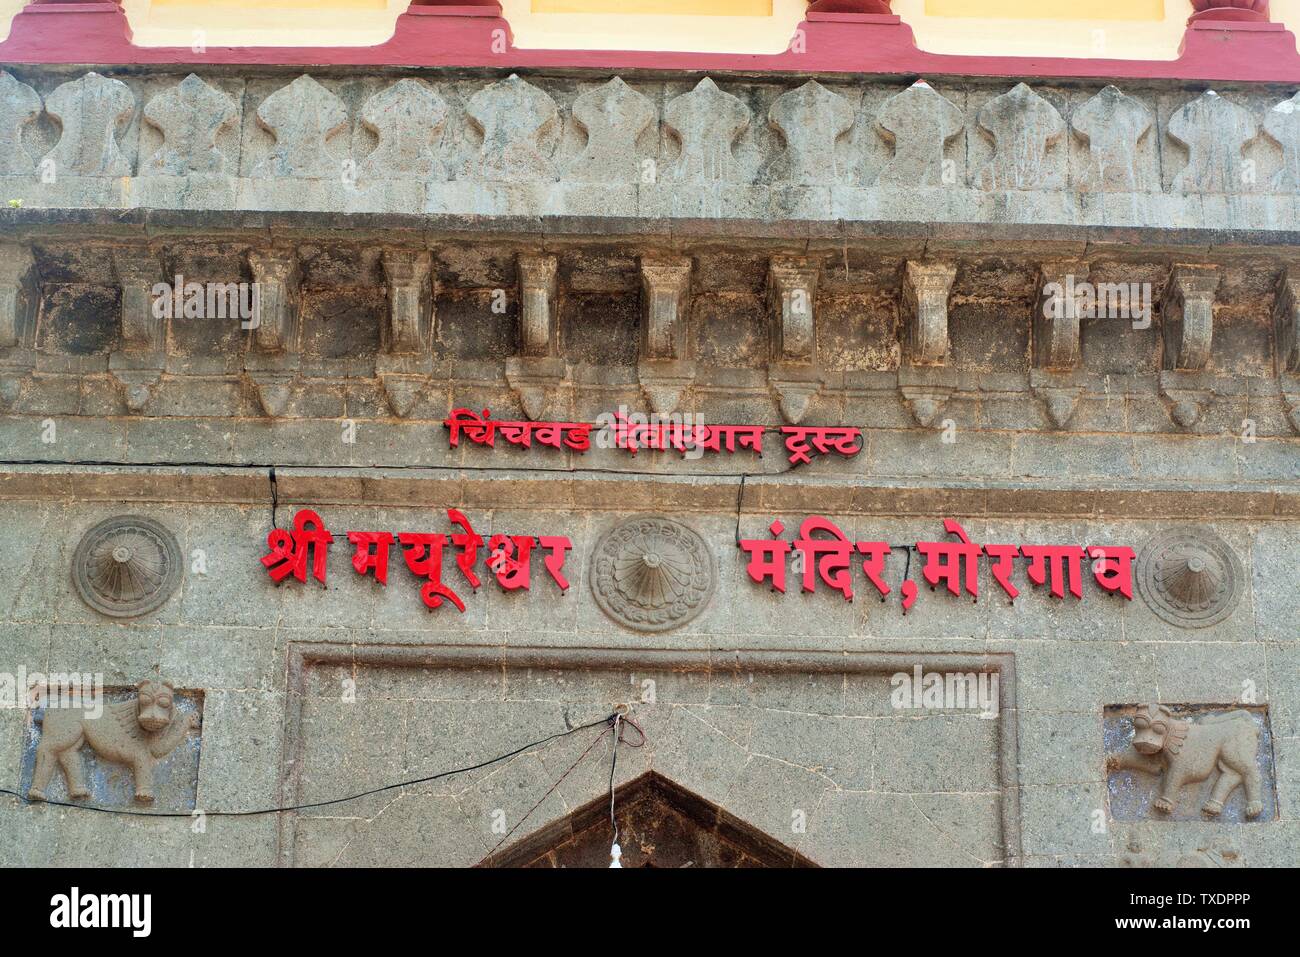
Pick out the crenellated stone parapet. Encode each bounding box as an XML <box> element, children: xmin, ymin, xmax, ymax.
<box><xmin>1</xmin><ymin>69</ymin><xmax>1299</xmax><ymax>232</ymax></box>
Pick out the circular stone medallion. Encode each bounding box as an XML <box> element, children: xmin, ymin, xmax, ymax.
<box><xmin>590</xmin><ymin>516</ymin><xmax>715</xmax><ymax>633</ymax></box>
<box><xmin>1135</xmin><ymin>526</ymin><xmax>1243</xmax><ymax>629</ymax></box>
<box><xmin>72</xmin><ymin>515</ymin><xmax>183</xmax><ymax>618</ymax></box>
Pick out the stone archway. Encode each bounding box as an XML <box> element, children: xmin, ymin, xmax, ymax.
<box><xmin>479</xmin><ymin>771</ymin><xmax>818</xmax><ymax>868</ymax></box>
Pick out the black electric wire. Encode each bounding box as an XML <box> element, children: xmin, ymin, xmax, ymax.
<box><xmin>608</xmin><ymin>713</ymin><xmax>621</xmax><ymax>847</ymax></box>
<box><xmin>485</xmin><ymin>723</ymin><xmax>614</xmax><ymax>863</ymax></box>
<box><xmin>0</xmin><ymin>711</ymin><xmax>618</xmax><ymax>820</ymax></box>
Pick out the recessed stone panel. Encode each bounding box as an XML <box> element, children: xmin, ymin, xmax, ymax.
<box><xmin>1105</xmin><ymin>703</ymin><xmax>1277</xmax><ymax>823</ymax></box>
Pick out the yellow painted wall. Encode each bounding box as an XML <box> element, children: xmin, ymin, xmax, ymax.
<box><xmin>925</xmin><ymin>0</ymin><xmax>1164</xmax><ymax>20</ymax></box>
<box><xmin>0</xmin><ymin>0</ymin><xmax>1298</xmax><ymax>58</ymax></box>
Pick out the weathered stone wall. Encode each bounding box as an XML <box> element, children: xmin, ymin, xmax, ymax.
<box><xmin>0</xmin><ymin>61</ymin><xmax>1296</xmax><ymax>868</ymax></box>
<box><xmin>0</xmin><ymin>484</ymin><xmax>1295</xmax><ymax>866</ymax></box>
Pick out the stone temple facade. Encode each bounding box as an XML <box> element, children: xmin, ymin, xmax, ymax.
<box><xmin>0</xmin><ymin>3</ymin><xmax>1297</xmax><ymax>868</ymax></box>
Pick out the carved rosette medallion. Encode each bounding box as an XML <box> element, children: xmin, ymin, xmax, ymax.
<box><xmin>72</xmin><ymin>516</ymin><xmax>183</xmax><ymax>618</ymax></box>
<box><xmin>590</xmin><ymin>517</ymin><xmax>715</xmax><ymax>632</ymax></box>
<box><xmin>1136</xmin><ymin>526</ymin><xmax>1243</xmax><ymax>629</ymax></box>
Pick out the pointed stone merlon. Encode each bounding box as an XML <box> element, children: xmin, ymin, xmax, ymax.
<box><xmin>1162</xmin><ymin>265</ymin><xmax>1219</xmax><ymax>372</ymax></box>
<box><xmin>1276</xmin><ymin>270</ymin><xmax>1300</xmax><ymax>374</ymax></box>
<box><xmin>640</xmin><ymin>257</ymin><xmax>692</xmax><ymax>361</ymax></box>
<box><xmin>0</xmin><ymin>244</ymin><xmax>37</xmax><ymax>350</ymax></box>
<box><xmin>247</xmin><ymin>249</ymin><xmax>301</xmax><ymax>354</ymax></box>
<box><xmin>769</xmin><ymin>258</ymin><xmax>819</xmax><ymax>364</ymax></box>
<box><xmin>518</xmin><ymin>254</ymin><xmax>559</xmax><ymax>359</ymax></box>
<box><xmin>903</xmin><ymin>261</ymin><xmax>957</xmax><ymax>365</ymax></box>
<box><xmin>381</xmin><ymin>249</ymin><xmax>432</xmax><ymax>356</ymax></box>
<box><xmin>111</xmin><ymin>248</ymin><xmax>165</xmax><ymax>354</ymax></box>
<box><xmin>1036</xmin><ymin>261</ymin><xmax>1087</xmax><ymax>370</ymax></box>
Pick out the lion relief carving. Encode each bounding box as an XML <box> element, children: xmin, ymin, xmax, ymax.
<box><xmin>1107</xmin><ymin>703</ymin><xmax>1263</xmax><ymax>819</ymax></box>
<box><xmin>29</xmin><ymin>679</ymin><xmax>200</xmax><ymax>805</ymax></box>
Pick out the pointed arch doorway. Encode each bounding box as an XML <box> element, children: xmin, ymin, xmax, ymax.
<box><xmin>479</xmin><ymin>771</ymin><xmax>817</xmax><ymax>868</ymax></box>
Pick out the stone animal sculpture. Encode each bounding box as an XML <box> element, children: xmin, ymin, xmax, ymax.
<box><xmin>1106</xmin><ymin>703</ymin><xmax>1263</xmax><ymax>818</ymax></box>
<box><xmin>28</xmin><ymin>679</ymin><xmax>199</xmax><ymax>804</ymax></box>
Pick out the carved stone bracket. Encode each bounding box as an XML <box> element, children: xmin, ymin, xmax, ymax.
<box><xmin>381</xmin><ymin>248</ymin><xmax>432</xmax><ymax>356</ymax></box>
<box><xmin>1158</xmin><ymin>370</ymin><xmax>1217</xmax><ymax>430</ymax></box>
<box><xmin>505</xmin><ymin>355</ymin><xmax>567</xmax><ymax>422</ymax></box>
<box><xmin>376</xmin><ymin>249</ymin><xmax>434</xmax><ymax>418</ymax></box>
<box><xmin>247</xmin><ymin>248</ymin><xmax>301</xmax><ymax>356</ymax></box>
<box><xmin>109</xmin><ymin>247</ymin><xmax>165</xmax><ymax>414</ymax></box>
<box><xmin>640</xmin><ymin>257</ymin><xmax>692</xmax><ymax>362</ymax></box>
<box><xmin>768</xmin><ymin>371</ymin><xmax>822</xmax><ymax>426</ymax></box>
<box><xmin>767</xmin><ymin>250</ymin><xmax>824</xmax><ymax>421</ymax></box>
<box><xmin>0</xmin><ymin>243</ymin><xmax>37</xmax><ymax>411</ymax></box>
<box><xmin>244</xmin><ymin>248</ymin><xmax>301</xmax><ymax>418</ymax></box>
<box><xmin>639</xmin><ymin>361</ymin><xmax>696</xmax><ymax>417</ymax></box>
<box><xmin>1162</xmin><ymin>265</ymin><xmax>1219</xmax><ymax>371</ymax></box>
<box><xmin>1035</xmin><ymin>261</ymin><xmax>1087</xmax><ymax>370</ymax></box>
<box><xmin>245</xmin><ymin>370</ymin><xmax>295</xmax><ymax>419</ymax></box>
<box><xmin>768</xmin><ymin>257</ymin><xmax>819</xmax><ymax>365</ymax></box>
<box><xmin>518</xmin><ymin>254</ymin><xmax>559</xmax><ymax>359</ymax></box>
<box><xmin>638</xmin><ymin>257</ymin><xmax>695</xmax><ymax>415</ymax></box>
<box><xmin>111</xmin><ymin>247</ymin><xmax>165</xmax><ymax>355</ymax></box>
<box><xmin>0</xmin><ymin>243</ymin><xmax>36</xmax><ymax>352</ymax></box>
<box><xmin>903</xmin><ymin>261</ymin><xmax>956</xmax><ymax>366</ymax></box>
<box><xmin>898</xmin><ymin>383</ymin><xmax>953</xmax><ymax>428</ymax></box>
<box><xmin>1029</xmin><ymin>370</ymin><xmax>1084</xmax><ymax>429</ymax></box>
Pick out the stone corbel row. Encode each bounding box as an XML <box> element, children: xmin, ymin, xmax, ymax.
<box><xmin>3</xmin><ymin>242</ymin><xmax>1299</xmax><ymax>433</ymax></box>
<box><xmin>895</xmin><ymin>259</ymin><xmax>1300</xmax><ymax>433</ymax></box>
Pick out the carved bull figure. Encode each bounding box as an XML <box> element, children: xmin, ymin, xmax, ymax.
<box><xmin>1107</xmin><ymin>703</ymin><xmax>1263</xmax><ymax>818</ymax></box>
<box><xmin>29</xmin><ymin>679</ymin><xmax>199</xmax><ymax>804</ymax></box>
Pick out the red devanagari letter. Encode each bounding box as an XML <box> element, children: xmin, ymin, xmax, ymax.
<box><xmin>917</xmin><ymin>519</ymin><xmax>982</xmax><ymax>600</ymax></box>
<box><xmin>260</xmin><ymin>528</ymin><xmax>299</xmax><ymax>584</ymax></box>
<box><xmin>1021</xmin><ymin>544</ymin><xmax>1087</xmax><ymax>599</ymax></box>
<box><xmin>539</xmin><ymin>536</ymin><xmax>572</xmax><ymax>590</ymax></box>
<box><xmin>562</xmin><ymin>422</ymin><xmax>592</xmax><ymax>452</ymax></box>
<box><xmin>856</xmin><ymin>541</ymin><xmax>892</xmax><ymax>598</ymax></box>
<box><xmin>261</xmin><ymin>509</ymin><xmax>334</xmax><ymax>585</ymax></box>
<box><xmin>348</xmin><ymin>531</ymin><xmax>394</xmax><ymax>585</ymax></box>
<box><xmin>1088</xmin><ymin>545</ymin><xmax>1135</xmax><ymax>599</ymax></box>
<box><xmin>740</xmin><ymin>520</ymin><xmax>792</xmax><ymax>593</ymax></box>
<box><xmin>783</xmin><ymin>427</ymin><xmax>815</xmax><ymax>466</ymax></box>
<box><xmin>445</xmin><ymin>408</ymin><xmax>497</xmax><ymax>448</ymax></box>
<box><xmin>488</xmin><ymin>534</ymin><xmax>533</xmax><ymax>590</ymax></box>
<box><xmin>794</xmin><ymin>515</ymin><xmax>857</xmax><ymax>600</ymax></box>
<box><xmin>398</xmin><ymin>532</ymin><xmax>465</xmax><ymax>612</ymax></box>
<box><xmin>983</xmin><ymin>544</ymin><xmax>1020</xmax><ymax>601</ymax></box>
<box><xmin>448</xmin><ymin>509</ymin><xmax>483</xmax><ymax>590</ymax></box>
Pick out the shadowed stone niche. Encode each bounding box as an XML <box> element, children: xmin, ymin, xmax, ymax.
<box><xmin>71</xmin><ymin>515</ymin><xmax>183</xmax><ymax>619</ymax></box>
<box><xmin>21</xmin><ymin>681</ymin><xmax>203</xmax><ymax>811</ymax></box>
<box><xmin>481</xmin><ymin>772</ymin><xmax>817</xmax><ymax>868</ymax></box>
<box><xmin>1105</xmin><ymin>704</ymin><xmax>1277</xmax><ymax>823</ymax></box>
